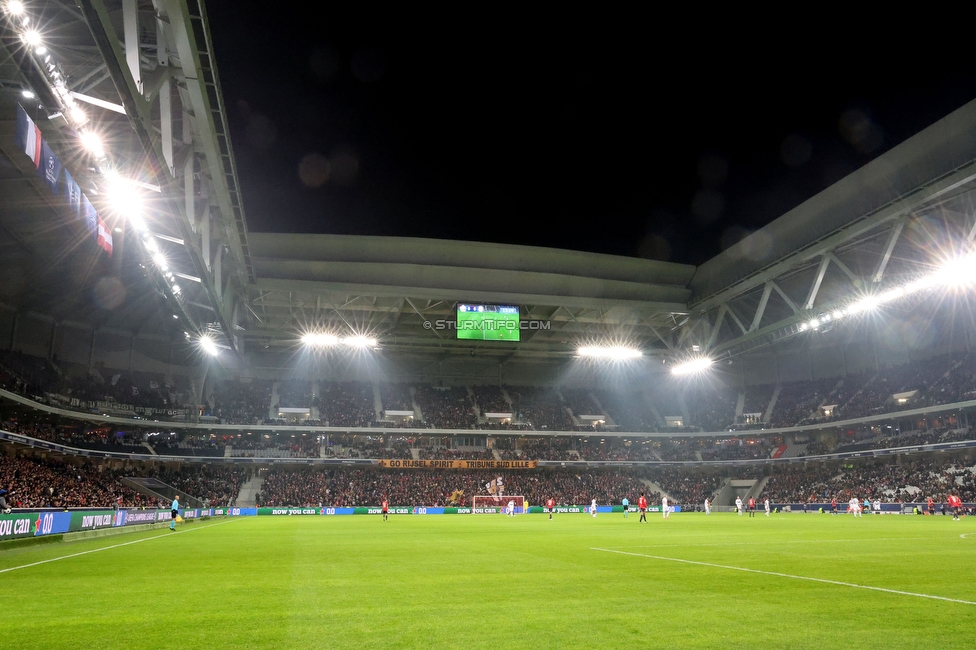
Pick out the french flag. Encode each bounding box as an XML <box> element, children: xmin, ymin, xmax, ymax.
<box><xmin>15</xmin><ymin>103</ymin><xmax>43</xmax><ymax>168</ymax></box>
<box><xmin>97</xmin><ymin>217</ymin><xmax>113</xmax><ymax>256</ymax></box>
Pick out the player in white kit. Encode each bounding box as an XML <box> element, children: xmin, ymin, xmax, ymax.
<box><xmin>704</xmin><ymin>498</ymin><xmax>711</xmax><ymax>515</ymax></box>
<box><xmin>506</xmin><ymin>500</ymin><xmax>515</xmax><ymax>516</ymax></box>
<box><xmin>764</xmin><ymin>498</ymin><xmax>770</xmax><ymax>516</ymax></box>
<box><xmin>591</xmin><ymin>498</ymin><xmax>597</xmax><ymax>517</ymax></box>
<box><xmin>735</xmin><ymin>497</ymin><xmax>743</xmax><ymax>516</ymax></box>
<box><xmin>662</xmin><ymin>495</ymin><xmax>669</xmax><ymax>519</ymax></box>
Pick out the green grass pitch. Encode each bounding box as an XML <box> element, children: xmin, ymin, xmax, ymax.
<box><xmin>2</xmin><ymin>512</ymin><xmax>975</xmax><ymax>649</ymax></box>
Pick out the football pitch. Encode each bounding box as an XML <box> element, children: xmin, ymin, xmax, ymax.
<box><xmin>1</xmin><ymin>512</ymin><xmax>974</xmax><ymax>649</ymax></box>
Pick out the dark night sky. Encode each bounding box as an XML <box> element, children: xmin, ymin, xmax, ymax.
<box><xmin>205</xmin><ymin>6</ymin><xmax>976</xmax><ymax>266</ymax></box>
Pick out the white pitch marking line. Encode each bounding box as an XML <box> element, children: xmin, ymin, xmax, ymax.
<box><xmin>962</xmin><ymin>533</ymin><xmax>975</xmax><ymax>539</ymax></box>
<box><xmin>598</xmin><ymin>538</ymin><xmax>928</xmax><ymax>550</ymax></box>
<box><xmin>591</xmin><ymin>547</ymin><xmax>976</xmax><ymax>606</ymax></box>
<box><xmin>0</xmin><ymin>518</ymin><xmax>241</xmax><ymax>575</ymax></box>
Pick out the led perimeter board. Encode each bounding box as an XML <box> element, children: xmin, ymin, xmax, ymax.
<box><xmin>456</xmin><ymin>304</ymin><xmax>520</xmax><ymax>341</ymax></box>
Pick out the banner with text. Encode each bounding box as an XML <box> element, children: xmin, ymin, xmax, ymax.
<box><xmin>376</xmin><ymin>459</ymin><xmax>538</xmax><ymax>469</ymax></box>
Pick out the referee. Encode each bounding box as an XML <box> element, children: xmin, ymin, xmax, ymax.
<box><xmin>170</xmin><ymin>495</ymin><xmax>180</xmax><ymax>531</ymax></box>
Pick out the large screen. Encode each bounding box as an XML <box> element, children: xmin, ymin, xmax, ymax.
<box><xmin>456</xmin><ymin>304</ymin><xmax>520</xmax><ymax>341</ymax></box>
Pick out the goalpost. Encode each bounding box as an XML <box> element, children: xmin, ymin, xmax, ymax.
<box><xmin>472</xmin><ymin>495</ymin><xmax>525</xmax><ymax>513</ymax></box>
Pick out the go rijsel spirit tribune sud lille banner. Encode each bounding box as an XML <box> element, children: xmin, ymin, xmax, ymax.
<box><xmin>376</xmin><ymin>459</ymin><xmax>538</xmax><ymax>469</ymax></box>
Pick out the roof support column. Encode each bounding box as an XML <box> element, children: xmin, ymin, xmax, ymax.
<box><xmin>804</xmin><ymin>255</ymin><xmax>831</xmax><ymax>310</ymax></box>
<box><xmin>122</xmin><ymin>0</ymin><xmax>142</xmax><ymax>93</ymax></box>
<box><xmin>770</xmin><ymin>281</ymin><xmax>799</xmax><ymax>314</ymax></box>
<box><xmin>160</xmin><ymin>77</ymin><xmax>174</xmax><ymax>175</ymax></box>
<box><xmin>873</xmin><ymin>218</ymin><xmax>906</xmax><ymax>282</ymax></box>
<box><xmin>826</xmin><ymin>252</ymin><xmax>861</xmax><ymax>288</ymax></box>
<box><xmin>214</xmin><ymin>246</ymin><xmax>223</xmax><ymax>302</ymax></box>
<box><xmin>750</xmin><ymin>282</ymin><xmax>774</xmax><ymax>332</ymax></box>
<box><xmin>202</xmin><ymin>209</ymin><xmax>210</xmax><ymax>271</ymax></box>
<box><xmin>705</xmin><ymin>305</ymin><xmax>727</xmax><ymax>351</ymax></box>
<box><xmin>184</xmin><ymin>154</ymin><xmax>196</xmax><ymax>232</ymax></box>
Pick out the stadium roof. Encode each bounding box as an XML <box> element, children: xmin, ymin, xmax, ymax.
<box><xmin>244</xmin><ymin>233</ymin><xmax>694</xmax><ymax>358</ymax></box>
<box><xmin>2</xmin><ymin>2</ymin><xmax>976</xmax><ymax>369</ymax></box>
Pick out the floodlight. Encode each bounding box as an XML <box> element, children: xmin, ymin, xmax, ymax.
<box><xmin>152</xmin><ymin>252</ymin><xmax>168</xmax><ymax>271</ymax></box>
<box><xmin>80</xmin><ymin>131</ymin><xmax>104</xmax><ymax>157</ymax></box>
<box><xmin>6</xmin><ymin>1</ymin><xmax>25</xmax><ymax>15</ymax></box>
<box><xmin>342</xmin><ymin>335</ymin><xmax>378</xmax><ymax>348</ymax></box>
<box><xmin>934</xmin><ymin>253</ymin><xmax>976</xmax><ymax>289</ymax></box>
<box><xmin>129</xmin><ymin>213</ymin><xmax>148</xmax><ymax>233</ymax></box>
<box><xmin>198</xmin><ymin>335</ymin><xmax>219</xmax><ymax>356</ymax></box>
<box><xmin>670</xmin><ymin>356</ymin><xmax>714</xmax><ymax>376</ymax></box>
<box><xmin>69</xmin><ymin>106</ymin><xmax>86</xmax><ymax>124</ymax></box>
<box><xmin>21</xmin><ymin>89</ymin><xmax>34</xmax><ymax>99</ymax></box>
<box><xmin>34</xmin><ymin>46</ymin><xmax>46</xmax><ymax>55</ymax></box>
<box><xmin>807</xmin><ymin>318</ymin><xmax>820</xmax><ymax>329</ymax></box>
<box><xmin>105</xmin><ymin>175</ymin><xmax>144</xmax><ymax>220</ymax></box>
<box><xmin>577</xmin><ymin>346</ymin><xmax>642</xmax><ymax>359</ymax></box>
<box><xmin>23</xmin><ymin>30</ymin><xmax>40</xmax><ymax>47</ymax></box>
<box><xmin>302</xmin><ymin>333</ymin><xmax>339</xmax><ymax>347</ymax></box>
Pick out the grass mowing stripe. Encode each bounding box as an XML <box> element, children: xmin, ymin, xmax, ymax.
<box><xmin>591</xmin><ymin>546</ymin><xmax>976</xmax><ymax>606</ymax></box>
<box><xmin>0</xmin><ymin>517</ymin><xmax>241</xmax><ymax>574</ymax></box>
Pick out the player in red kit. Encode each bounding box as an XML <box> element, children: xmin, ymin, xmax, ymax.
<box><xmin>927</xmin><ymin>496</ymin><xmax>935</xmax><ymax>515</ymax></box>
<box><xmin>638</xmin><ymin>492</ymin><xmax>648</xmax><ymax>523</ymax></box>
<box><xmin>546</xmin><ymin>497</ymin><xmax>555</xmax><ymax>520</ymax></box>
<box><xmin>948</xmin><ymin>494</ymin><xmax>963</xmax><ymax>520</ymax></box>
<box><xmin>381</xmin><ymin>498</ymin><xmax>389</xmax><ymax>522</ymax></box>
<box><xmin>748</xmin><ymin>497</ymin><xmax>756</xmax><ymax>517</ymax></box>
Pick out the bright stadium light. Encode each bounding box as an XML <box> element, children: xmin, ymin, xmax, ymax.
<box><xmin>69</xmin><ymin>105</ymin><xmax>87</xmax><ymax>124</ymax></box>
<box><xmin>577</xmin><ymin>345</ymin><xmax>642</xmax><ymax>360</ymax></box>
<box><xmin>80</xmin><ymin>131</ymin><xmax>104</xmax><ymax>157</ymax></box>
<box><xmin>22</xmin><ymin>30</ymin><xmax>40</xmax><ymax>47</ymax></box>
<box><xmin>152</xmin><ymin>252</ymin><xmax>168</xmax><ymax>271</ymax></box>
<box><xmin>302</xmin><ymin>333</ymin><xmax>339</xmax><ymax>347</ymax></box>
<box><xmin>671</xmin><ymin>356</ymin><xmax>714</xmax><ymax>376</ymax></box>
<box><xmin>342</xmin><ymin>335</ymin><xmax>378</xmax><ymax>348</ymax></box>
<box><xmin>21</xmin><ymin>89</ymin><xmax>34</xmax><ymax>98</ymax></box>
<box><xmin>931</xmin><ymin>253</ymin><xmax>976</xmax><ymax>289</ymax></box>
<box><xmin>5</xmin><ymin>1</ymin><xmax>26</xmax><ymax>16</ymax></box>
<box><xmin>105</xmin><ymin>174</ymin><xmax>144</xmax><ymax>221</ymax></box>
<box><xmin>198</xmin><ymin>335</ymin><xmax>219</xmax><ymax>357</ymax></box>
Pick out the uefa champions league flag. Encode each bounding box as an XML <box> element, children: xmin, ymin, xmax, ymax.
<box><xmin>82</xmin><ymin>195</ymin><xmax>98</xmax><ymax>237</ymax></box>
<box><xmin>15</xmin><ymin>103</ymin><xmax>42</xmax><ymax>169</ymax></box>
<box><xmin>38</xmin><ymin>139</ymin><xmax>63</xmax><ymax>194</ymax></box>
<box><xmin>64</xmin><ymin>169</ymin><xmax>82</xmax><ymax>220</ymax></box>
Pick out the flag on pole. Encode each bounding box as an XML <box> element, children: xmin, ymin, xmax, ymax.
<box><xmin>64</xmin><ymin>169</ymin><xmax>82</xmax><ymax>219</ymax></box>
<box><xmin>82</xmin><ymin>195</ymin><xmax>97</xmax><ymax>236</ymax></box>
<box><xmin>15</xmin><ymin>103</ymin><xmax>42</xmax><ymax>168</ymax></box>
<box><xmin>38</xmin><ymin>139</ymin><xmax>62</xmax><ymax>194</ymax></box>
<box><xmin>97</xmin><ymin>217</ymin><xmax>113</xmax><ymax>255</ymax></box>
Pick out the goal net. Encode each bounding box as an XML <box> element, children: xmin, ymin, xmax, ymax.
<box><xmin>472</xmin><ymin>495</ymin><xmax>525</xmax><ymax>513</ymax></box>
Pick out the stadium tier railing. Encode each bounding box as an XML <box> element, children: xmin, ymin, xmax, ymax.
<box><xmin>3</xmin><ymin>427</ymin><xmax>975</xmax><ymax>466</ymax></box>
<box><xmin>4</xmin><ymin>386</ymin><xmax>976</xmax><ymax>439</ymax></box>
